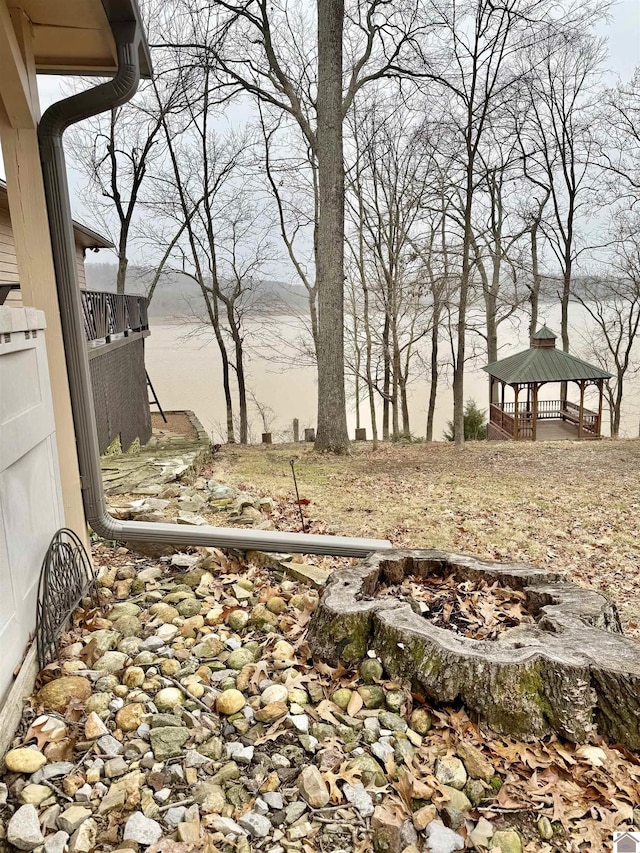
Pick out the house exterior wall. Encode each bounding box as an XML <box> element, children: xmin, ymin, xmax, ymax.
<box><xmin>0</xmin><ymin>199</ymin><xmax>89</xmax><ymax>304</ymax></box>
<box><xmin>0</xmin><ymin>198</ymin><xmax>20</xmax><ymax>307</ymax></box>
<box><xmin>0</xmin><ymin>306</ymin><xmax>63</xmax><ymax>705</ymax></box>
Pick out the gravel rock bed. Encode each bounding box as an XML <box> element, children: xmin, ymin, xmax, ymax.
<box><xmin>1</xmin><ymin>545</ymin><xmax>639</xmax><ymax>853</ymax></box>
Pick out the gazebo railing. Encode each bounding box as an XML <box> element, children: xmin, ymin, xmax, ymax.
<box><xmin>489</xmin><ymin>404</ymin><xmax>515</xmax><ymax>436</ymax></box>
<box><xmin>491</xmin><ymin>399</ymin><xmax>599</xmax><ymax>438</ymax></box>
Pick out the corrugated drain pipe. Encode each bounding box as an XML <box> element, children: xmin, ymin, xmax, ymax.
<box><xmin>38</xmin><ymin>21</ymin><xmax>390</xmax><ymax>558</ymax></box>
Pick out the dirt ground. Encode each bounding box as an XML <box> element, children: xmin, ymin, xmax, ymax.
<box><xmin>210</xmin><ymin>438</ymin><xmax>640</xmax><ymax>636</ymax></box>
<box><xmin>151</xmin><ymin>411</ymin><xmax>198</xmax><ymax>438</ymax></box>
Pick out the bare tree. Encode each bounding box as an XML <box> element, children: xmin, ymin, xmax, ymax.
<box><xmin>599</xmin><ymin>69</ymin><xmax>640</xmax><ymax>205</ymax></box>
<box><xmin>516</xmin><ymin>33</ymin><xmax>605</xmax><ymax>354</ymax></box>
<box><xmin>68</xmin><ymin>66</ymin><xmax>187</xmax><ymax>293</ymax></box>
<box><xmin>574</xmin><ymin>223</ymin><xmax>640</xmax><ymax>437</ymax></box>
<box><xmin>346</xmin><ymin>102</ymin><xmax>432</xmax><ymax>440</ymax></box>
<box><xmin>166</xmin><ymin>0</ymin><xmax>425</xmax><ymax>452</ymax></box>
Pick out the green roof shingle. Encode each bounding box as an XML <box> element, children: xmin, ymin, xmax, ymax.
<box><xmin>483</xmin><ymin>346</ymin><xmax>612</xmax><ymax>384</ymax></box>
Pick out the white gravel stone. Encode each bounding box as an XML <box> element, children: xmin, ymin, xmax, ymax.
<box><xmin>44</xmin><ymin>831</ymin><xmax>69</xmax><ymax>853</ymax></box>
<box><xmin>123</xmin><ymin>812</ymin><xmax>163</xmax><ymax>845</ymax></box>
<box><xmin>212</xmin><ymin>816</ymin><xmax>247</xmax><ymax>836</ymax></box>
<box><xmin>225</xmin><ymin>743</ymin><xmax>254</xmax><ymax>764</ymax></box>
<box><xmin>74</xmin><ymin>784</ymin><xmax>92</xmax><ymax>803</ymax></box>
<box><xmin>141</xmin><ymin>636</ymin><xmax>165</xmax><ymax>651</ymax></box>
<box><xmin>185</xmin><ymin>749</ymin><xmax>210</xmax><ymax>768</ymax></box>
<box><xmin>262</xmin><ymin>792</ymin><xmax>284</xmax><ymax>810</ymax></box>
<box><xmin>238</xmin><ymin>811</ymin><xmax>272</xmax><ymax>838</ymax></box>
<box><xmin>254</xmin><ymin>797</ymin><xmax>269</xmax><ymax>814</ymax></box>
<box><xmin>289</xmin><ymin>714</ymin><xmax>309</xmax><ymax>733</ymax></box>
<box><xmin>7</xmin><ymin>804</ymin><xmax>44</xmax><ymax>850</ymax></box>
<box><xmin>425</xmin><ymin>821</ymin><xmax>465</xmax><ymax>853</ymax></box>
<box><xmin>371</xmin><ymin>741</ymin><xmax>394</xmax><ymax>763</ymax></box>
<box><xmin>260</xmin><ymin>684</ymin><xmax>288</xmax><ymax>705</ymax></box>
<box><xmin>343</xmin><ymin>782</ymin><xmax>374</xmax><ymax>817</ymax></box>
<box><xmin>97</xmin><ymin>735</ymin><xmax>123</xmax><ymax>757</ymax></box>
<box><xmin>165</xmin><ymin>806</ymin><xmax>187</xmax><ymax>827</ymax></box>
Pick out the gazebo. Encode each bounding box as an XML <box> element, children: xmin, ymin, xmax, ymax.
<box><xmin>483</xmin><ymin>326</ymin><xmax>612</xmax><ymax>441</ymax></box>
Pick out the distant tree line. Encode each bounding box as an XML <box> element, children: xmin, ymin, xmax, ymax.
<box><xmin>69</xmin><ymin>0</ymin><xmax>640</xmax><ymax>446</ymax></box>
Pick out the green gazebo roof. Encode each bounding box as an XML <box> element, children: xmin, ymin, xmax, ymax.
<box><xmin>483</xmin><ymin>327</ymin><xmax>612</xmax><ymax>385</ymax></box>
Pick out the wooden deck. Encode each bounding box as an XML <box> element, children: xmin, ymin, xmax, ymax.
<box><xmin>535</xmin><ymin>420</ymin><xmax>598</xmax><ymax>441</ymax></box>
<box><xmin>488</xmin><ymin>418</ymin><xmax>600</xmax><ymax>441</ymax></box>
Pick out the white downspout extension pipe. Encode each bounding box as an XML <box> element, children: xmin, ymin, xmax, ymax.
<box><xmin>38</xmin><ymin>22</ymin><xmax>390</xmax><ymax>559</ymax></box>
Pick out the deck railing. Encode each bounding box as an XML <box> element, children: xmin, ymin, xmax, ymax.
<box><xmin>491</xmin><ymin>399</ymin><xmax>599</xmax><ymax>438</ymax></box>
<box><xmin>81</xmin><ymin>290</ymin><xmax>149</xmax><ymax>344</ymax></box>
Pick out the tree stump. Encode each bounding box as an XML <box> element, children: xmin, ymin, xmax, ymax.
<box><xmin>308</xmin><ymin>549</ymin><xmax>640</xmax><ymax>748</ymax></box>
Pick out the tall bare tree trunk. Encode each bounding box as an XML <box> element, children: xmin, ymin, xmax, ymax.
<box><xmin>426</xmin><ymin>304</ymin><xmax>441</xmax><ymax>442</ymax></box>
<box><xmin>314</xmin><ymin>0</ymin><xmax>350</xmax><ymax>453</ymax></box>
<box><xmin>116</xmin><ymin>246</ymin><xmax>128</xmax><ymax>294</ymax></box>
<box><xmin>382</xmin><ymin>315</ymin><xmax>391</xmax><ymax>440</ymax></box>
<box><xmin>454</xmin><ymin>157</ymin><xmax>474</xmax><ymax>447</ymax></box>
<box><xmin>226</xmin><ymin>305</ymin><xmax>248</xmax><ymax>444</ymax></box>
<box><xmin>529</xmin><ymin>222</ymin><xmax>541</xmax><ymax>339</ymax></box>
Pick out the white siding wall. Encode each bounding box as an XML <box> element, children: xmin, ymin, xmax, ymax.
<box><xmin>0</xmin><ymin>307</ymin><xmax>63</xmax><ymax>704</ymax></box>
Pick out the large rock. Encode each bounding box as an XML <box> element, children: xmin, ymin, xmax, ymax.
<box><xmin>297</xmin><ymin>765</ymin><xmax>330</xmax><ymax>808</ymax></box>
<box><xmin>123</xmin><ymin>812</ymin><xmax>163</xmax><ymax>845</ymax></box>
<box><xmin>7</xmin><ymin>805</ymin><xmax>44</xmax><ymax>850</ymax></box>
<box><xmin>154</xmin><ymin>687</ymin><xmax>186</xmax><ymax>711</ymax></box>
<box><xmin>69</xmin><ymin>818</ymin><xmax>97</xmax><ymax>853</ymax></box>
<box><xmin>491</xmin><ymin>829</ymin><xmax>523</xmax><ymax>853</ymax></box>
<box><xmin>149</xmin><ymin>726</ymin><xmax>190</xmax><ymax>761</ymax></box>
<box><xmin>435</xmin><ymin>756</ymin><xmax>467</xmax><ymax>790</ymax></box>
<box><xmin>57</xmin><ymin>806</ymin><xmax>93</xmax><ymax>834</ymax></box>
<box><xmin>5</xmin><ymin>748</ymin><xmax>47</xmax><ymax>774</ymax></box>
<box><xmin>425</xmin><ymin>821</ymin><xmax>465</xmax><ymax>853</ymax></box>
<box><xmin>94</xmin><ymin>651</ymin><xmax>128</xmax><ymax>673</ymax></box>
<box><xmin>308</xmin><ymin>548</ymin><xmax>640</xmax><ymax>748</ymax></box>
<box><xmin>456</xmin><ymin>742</ymin><xmax>494</xmax><ymax>782</ymax></box>
<box><xmin>37</xmin><ymin>677</ymin><xmax>92</xmax><ymax>712</ymax></box>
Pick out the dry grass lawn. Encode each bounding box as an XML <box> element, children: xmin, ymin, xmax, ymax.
<box><xmin>213</xmin><ymin>438</ymin><xmax>640</xmax><ymax>636</ymax></box>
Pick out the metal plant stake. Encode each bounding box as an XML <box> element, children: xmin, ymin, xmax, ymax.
<box><xmin>290</xmin><ymin>458</ymin><xmax>307</xmax><ymax>533</ymax></box>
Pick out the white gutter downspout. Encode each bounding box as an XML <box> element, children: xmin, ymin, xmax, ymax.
<box><xmin>38</xmin><ymin>22</ymin><xmax>390</xmax><ymax>558</ymax></box>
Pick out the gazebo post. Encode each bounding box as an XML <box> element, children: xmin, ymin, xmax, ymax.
<box><xmin>532</xmin><ymin>383</ymin><xmax>539</xmax><ymax>441</ymax></box>
<box><xmin>597</xmin><ymin>380</ymin><xmax>604</xmax><ymax>438</ymax></box>
<box><xmin>513</xmin><ymin>385</ymin><xmax>519</xmax><ymax>440</ymax></box>
<box><xmin>578</xmin><ymin>381</ymin><xmax>585</xmax><ymax>439</ymax></box>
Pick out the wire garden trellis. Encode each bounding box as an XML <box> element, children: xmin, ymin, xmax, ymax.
<box><xmin>36</xmin><ymin>528</ymin><xmax>98</xmax><ymax>670</ymax></box>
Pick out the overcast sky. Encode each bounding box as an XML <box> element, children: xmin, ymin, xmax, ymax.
<box><xmin>1</xmin><ymin>0</ymin><xmax>638</xmax><ymax>246</ymax></box>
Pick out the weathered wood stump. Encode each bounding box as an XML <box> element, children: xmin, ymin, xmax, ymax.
<box><xmin>308</xmin><ymin>549</ymin><xmax>640</xmax><ymax>748</ymax></box>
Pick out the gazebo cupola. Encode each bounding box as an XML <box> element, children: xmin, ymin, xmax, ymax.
<box><xmin>483</xmin><ymin>327</ymin><xmax>612</xmax><ymax>441</ymax></box>
<box><xmin>531</xmin><ymin>325</ymin><xmax>557</xmax><ymax>348</ymax></box>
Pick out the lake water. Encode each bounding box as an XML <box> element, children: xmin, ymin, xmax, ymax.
<box><xmin>144</xmin><ymin>304</ymin><xmax>640</xmax><ymax>442</ymax></box>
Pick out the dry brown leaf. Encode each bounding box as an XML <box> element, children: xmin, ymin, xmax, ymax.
<box><xmin>347</xmin><ymin>690</ymin><xmax>363</xmax><ymax>717</ymax></box>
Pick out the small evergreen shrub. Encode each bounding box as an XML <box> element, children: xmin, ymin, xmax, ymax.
<box><xmin>443</xmin><ymin>399</ymin><xmax>488</xmax><ymax>441</ymax></box>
